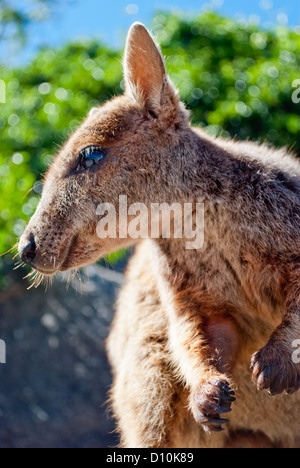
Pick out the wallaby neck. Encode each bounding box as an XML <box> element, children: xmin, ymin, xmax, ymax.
<box><xmin>174</xmin><ymin>127</ymin><xmax>235</xmax><ymax>205</ymax></box>
<box><xmin>147</xmin><ymin>128</ymin><xmax>245</xmax><ymax>282</ymax></box>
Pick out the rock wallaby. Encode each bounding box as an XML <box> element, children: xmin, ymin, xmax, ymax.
<box><xmin>19</xmin><ymin>23</ymin><xmax>300</xmax><ymax>448</ymax></box>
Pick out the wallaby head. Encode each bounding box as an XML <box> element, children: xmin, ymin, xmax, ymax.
<box><xmin>18</xmin><ymin>23</ymin><xmax>190</xmax><ymax>275</ymax></box>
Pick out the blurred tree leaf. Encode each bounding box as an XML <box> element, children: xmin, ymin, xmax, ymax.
<box><xmin>0</xmin><ymin>0</ymin><xmax>57</xmax><ymax>43</ymax></box>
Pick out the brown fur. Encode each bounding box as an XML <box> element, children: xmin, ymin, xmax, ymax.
<box><xmin>19</xmin><ymin>23</ymin><xmax>300</xmax><ymax>447</ymax></box>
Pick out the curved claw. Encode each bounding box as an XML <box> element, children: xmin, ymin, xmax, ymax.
<box><xmin>190</xmin><ymin>377</ymin><xmax>235</xmax><ymax>432</ymax></box>
<box><xmin>251</xmin><ymin>346</ymin><xmax>300</xmax><ymax>396</ymax></box>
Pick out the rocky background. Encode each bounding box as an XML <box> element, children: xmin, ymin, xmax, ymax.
<box><xmin>0</xmin><ymin>261</ymin><xmax>128</xmax><ymax>448</ymax></box>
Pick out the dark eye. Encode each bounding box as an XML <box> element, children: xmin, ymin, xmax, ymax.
<box><xmin>76</xmin><ymin>146</ymin><xmax>107</xmax><ymax>171</ymax></box>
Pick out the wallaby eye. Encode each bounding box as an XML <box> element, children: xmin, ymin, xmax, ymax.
<box><xmin>76</xmin><ymin>146</ymin><xmax>107</xmax><ymax>171</ymax></box>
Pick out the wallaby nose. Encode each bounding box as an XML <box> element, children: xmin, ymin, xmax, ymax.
<box><xmin>21</xmin><ymin>235</ymin><xmax>37</xmax><ymax>266</ymax></box>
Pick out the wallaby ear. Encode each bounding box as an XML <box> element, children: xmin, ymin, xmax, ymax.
<box><xmin>124</xmin><ymin>23</ymin><xmax>166</xmax><ymax>108</ymax></box>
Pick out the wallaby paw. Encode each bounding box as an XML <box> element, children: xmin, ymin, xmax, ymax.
<box><xmin>251</xmin><ymin>344</ymin><xmax>300</xmax><ymax>396</ymax></box>
<box><xmin>189</xmin><ymin>377</ymin><xmax>235</xmax><ymax>432</ymax></box>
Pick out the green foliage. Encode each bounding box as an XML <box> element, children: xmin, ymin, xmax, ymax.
<box><xmin>1</xmin><ymin>11</ymin><xmax>300</xmax><ymax>273</ymax></box>
<box><xmin>153</xmin><ymin>12</ymin><xmax>300</xmax><ymax>144</ymax></box>
<box><xmin>0</xmin><ymin>0</ymin><xmax>56</xmax><ymax>43</ymax></box>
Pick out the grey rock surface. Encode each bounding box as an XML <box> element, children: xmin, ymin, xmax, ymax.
<box><xmin>0</xmin><ymin>265</ymin><xmax>125</xmax><ymax>448</ymax></box>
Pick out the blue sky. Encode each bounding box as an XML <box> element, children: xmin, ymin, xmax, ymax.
<box><xmin>4</xmin><ymin>0</ymin><xmax>300</xmax><ymax>65</ymax></box>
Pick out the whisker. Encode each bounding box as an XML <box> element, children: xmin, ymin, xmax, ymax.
<box><xmin>22</xmin><ymin>186</ymin><xmax>35</xmax><ymax>201</ymax></box>
<box><xmin>13</xmin><ymin>262</ymin><xmax>25</xmax><ymax>270</ymax></box>
<box><xmin>64</xmin><ymin>272</ymin><xmax>70</xmax><ymax>290</ymax></box>
<box><xmin>71</xmin><ymin>269</ymin><xmax>78</xmax><ymax>279</ymax></box>
<box><xmin>33</xmin><ymin>273</ymin><xmax>44</xmax><ymax>289</ymax></box>
<box><xmin>25</xmin><ymin>269</ymin><xmax>56</xmax><ymax>291</ymax></box>
<box><xmin>23</xmin><ymin>270</ymin><xmax>37</xmax><ymax>280</ymax></box>
<box><xmin>83</xmin><ymin>268</ymin><xmax>90</xmax><ymax>283</ymax></box>
<box><xmin>27</xmin><ymin>274</ymin><xmax>38</xmax><ymax>290</ymax></box>
<box><xmin>0</xmin><ymin>243</ymin><xmax>19</xmax><ymax>257</ymax></box>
